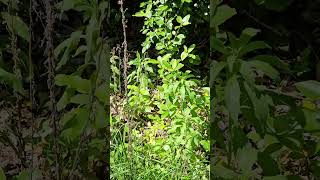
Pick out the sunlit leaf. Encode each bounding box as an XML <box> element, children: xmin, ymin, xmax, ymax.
<box><xmin>212</xmin><ymin>5</ymin><xmax>237</xmax><ymax>27</ymax></box>
<box><xmin>296</xmin><ymin>80</ymin><xmax>320</xmax><ymax>100</ymax></box>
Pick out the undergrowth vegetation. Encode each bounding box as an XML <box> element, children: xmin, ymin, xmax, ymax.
<box><xmin>111</xmin><ymin>0</ymin><xmax>210</xmax><ymax>179</ymax></box>
<box><xmin>0</xmin><ymin>0</ymin><xmax>320</xmax><ymax>179</ymax></box>
<box><xmin>208</xmin><ymin>0</ymin><xmax>320</xmax><ymax>179</ymax></box>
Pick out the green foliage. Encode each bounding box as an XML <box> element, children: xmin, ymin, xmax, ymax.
<box><xmin>39</xmin><ymin>0</ymin><xmax>110</xmax><ymax>178</ymax></box>
<box><xmin>1</xmin><ymin>12</ymin><xmax>30</xmax><ymax>42</ymax></box>
<box><xmin>0</xmin><ymin>0</ymin><xmax>319</xmax><ymax>179</ymax></box>
<box><xmin>111</xmin><ymin>0</ymin><xmax>210</xmax><ymax>178</ymax></box>
<box><xmin>210</xmin><ymin>1</ymin><xmax>320</xmax><ymax>179</ymax></box>
<box><xmin>212</xmin><ymin>5</ymin><xmax>236</xmax><ymax>27</ymax></box>
<box><xmin>295</xmin><ymin>80</ymin><xmax>320</xmax><ymax>100</ymax></box>
<box><xmin>0</xmin><ymin>167</ymin><xmax>6</xmax><ymax>180</ymax></box>
<box><xmin>0</xmin><ymin>67</ymin><xmax>24</xmax><ymax>94</ymax></box>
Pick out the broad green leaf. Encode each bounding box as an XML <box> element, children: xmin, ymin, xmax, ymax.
<box><xmin>210</xmin><ymin>61</ymin><xmax>226</xmax><ymax>87</ymax></box>
<box><xmin>175</xmin><ymin>63</ymin><xmax>184</xmax><ymax>71</ymax></box>
<box><xmin>61</xmin><ymin>108</ymin><xmax>88</xmax><ymax>140</ymax></box>
<box><xmin>60</xmin><ymin>109</ymin><xmax>76</xmax><ymax>127</ymax></box>
<box><xmin>227</xmin><ymin>55</ymin><xmax>236</xmax><ymax>73</ymax></box>
<box><xmin>242</xmin><ymin>107</ymin><xmax>265</xmax><ymax>136</ymax></box>
<box><xmin>188</xmin><ymin>44</ymin><xmax>195</xmax><ymax>53</ymax></box>
<box><xmin>181</xmin><ymin>51</ymin><xmax>188</xmax><ymax>60</ymax></box>
<box><xmin>182</xmin><ymin>14</ymin><xmax>191</xmax><ymax>26</ymax></box>
<box><xmin>241</xmin><ymin>28</ymin><xmax>260</xmax><ymax>37</ymax></box>
<box><xmin>247</xmin><ymin>131</ymin><xmax>261</xmax><ymax>142</ymax></box>
<box><xmin>210</xmin><ymin>36</ymin><xmax>228</xmax><ymax>54</ymax></box>
<box><xmin>176</xmin><ymin>34</ymin><xmax>186</xmax><ymax>44</ymax></box>
<box><xmin>212</xmin><ymin>5</ymin><xmax>237</xmax><ymax>27</ymax></box>
<box><xmin>147</xmin><ymin>58</ymin><xmax>158</xmax><ymax>64</ymax></box>
<box><xmin>134</xmin><ymin>11</ymin><xmax>146</xmax><ymax>17</ymax></box>
<box><xmin>278</xmin><ymin>137</ymin><xmax>301</xmax><ymax>151</ymax></box>
<box><xmin>55</xmin><ymin>74</ymin><xmax>91</xmax><ymax>93</ymax></box>
<box><xmin>57</xmin><ymin>88</ymin><xmax>75</xmax><ymax>111</ymax></box>
<box><xmin>70</xmin><ymin>94</ymin><xmax>89</xmax><ymax>105</ymax></box>
<box><xmin>200</xmin><ymin>140</ymin><xmax>210</xmax><ymax>152</ymax></box>
<box><xmin>258</xmin><ymin>152</ymin><xmax>280</xmax><ymax>176</ymax></box>
<box><xmin>239</xmin><ymin>28</ymin><xmax>260</xmax><ymax>44</ymax></box>
<box><xmin>239</xmin><ymin>41</ymin><xmax>271</xmax><ymax>57</ymax></box>
<box><xmin>232</xmin><ymin>126</ymin><xmax>248</xmax><ymax>153</ymax></box>
<box><xmin>95</xmin><ymin>84</ymin><xmax>108</xmax><ymax>104</ymax></box>
<box><xmin>240</xmin><ymin>61</ymin><xmax>255</xmax><ymax>85</ymax></box>
<box><xmin>95</xmin><ymin>102</ymin><xmax>107</xmax><ymax>128</ymax></box>
<box><xmin>0</xmin><ymin>67</ymin><xmax>24</xmax><ymax>94</ymax></box>
<box><xmin>244</xmin><ymin>82</ymin><xmax>268</xmax><ymax>123</ymax></box>
<box><xmin>295</xmin><ymin>80</ymin><xmax>320</xmax><ymax>100</ymax></box>
<box><xmin>237</xmin><ymin>144</ymin><xmax>257</xmax><ymax>173</ymax></box>
<box><xmin>261</xmin><ymin>134</ymin><xmax>280</xmax><ymax>150</ymax></box>
<box><xmin>55</xmin><ymin>31</ymin><xmax>82</xmax><ymax>70</ymax></box>
<box><xmin>248</xmin><ymin>60</ymin><xmax>279</xmax><ymax>80</ymax></box>
<box><xmin>85</xmin><ymin>17</ymin><xmax>100</xmax><ymax>63</ymax></box>
<box><xmin>274</xmin><ymin>116</ymin><xmax>290</xmax><ymax>133</ymax></box>
<box><xmin>176</xmin><ymin>16</ymin><xmax>183</xmax><ymax>24</ymax></box>
<box><xmin>73</xmin><ymin>45</ymin><xmax>87</xmax><ymax>57</ymax></box>
<box><xmin>228</xmin><ymin>32</ymin><xmax>240</xmax><ymax>49</ymax></box>
<box><xmin>0</xmin><ymin>167</ymin><xmax>5</xmax><ymax>180</ymax></box>
<box><xmin>303</xmin><ymin>100</ymin><xmax>317</xmax><ymax>110</ymax></box>
<box><xmin>1</xmin><ymin>13</ymin><xmax>30</xmax><ymax>41</ymax></box>
<box><xmin>225</xmin><ymin>75</ymin><xmax>240</xmax><ymax>121</ymax></box>
<box><xmin>212</xmin><ymin>120</ymin><xmax>226</xmax><ymax>149</ymax></box>
<box><xmin>212</xmin><ymin>165</ymin><xmax>238</xmax><ymax>179</ymax></box>
<box><xmin>54</xmin><ymin>38</ymin><xmax>71</xmax><ymax>58</ymax></box>
<box><xmin>263</xmin><ymin>143</ymin><xmax>283</xmax><ymax>154</ymax></box>
<box><xmin>303</xmin><ymin>109</ymin><xmax>320</xmax><ymax>131</ymax></box>
<box><xmin>250</xmin><ymin>55</ymin><xmax>289</xmax><ymax>71</ymax></box>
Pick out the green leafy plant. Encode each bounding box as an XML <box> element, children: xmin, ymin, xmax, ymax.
<box><xmin>36</xmin><ymin>0</ymin><xmax>111</xmax><ymax>178</ymax></box>
<box><xmin>210</xmin><ymin>1</ymin><xmax>320</xmax><ymax>179</ymax></box>
<box><xmin>111</xmin><ymin>0</ymin><xmax>210</xmax><ymax>179</ymax></box>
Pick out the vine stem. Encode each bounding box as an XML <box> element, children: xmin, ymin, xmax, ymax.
<box><xmin>8</xmin><ymin>0</ymin><xmax>27</xmax><ymax>170</ymax></box>
<box><xmin>44</xmin><ymin>0</ymin><xmax>61</xmax><ymax>179</ymax></box>
<box><xmin>119</xmin><ymin>0</ymin><xmax>133</xmax><ymax>178</ymax></box>
<box><xmin>29</xmin><ymin>0</ymin><xmax>35</xmax><ymax>179</ymax></box>
<box><xmin>120</xmin><ymin>0</ymin><xmax>128</xmax><ymax>96</ymax></box>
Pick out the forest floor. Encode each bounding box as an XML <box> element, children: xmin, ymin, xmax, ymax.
<box><xmin>0</xmin><ymin>109</ymin><xmax>20</xmax><ymax>176</ymax></box>
<box><xmin>0</xmin><ymin>104</ymin><xmax>45</xmax><ymax>177</ymax></box>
